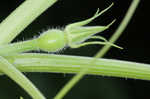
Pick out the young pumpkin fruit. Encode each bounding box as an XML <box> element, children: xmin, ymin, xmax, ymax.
<box><xmin>0</xmin><ymin>3</ymin><xmax>122</xmax><ymax>55</ymax></box>
<box><xmin>37</xmin><ymin>3</ymin><xmax>121</xmax><ymax>52</ymax></box>
<box><xmin>37</xmin><ymin>29</ymin><xmax>67</xmax><ymax>52</ymax></box>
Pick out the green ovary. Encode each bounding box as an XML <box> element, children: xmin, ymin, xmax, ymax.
<box><xmin>37</xmin><ymin>29</ymin><xmax>67</xmax><ymax>52</ymax></box>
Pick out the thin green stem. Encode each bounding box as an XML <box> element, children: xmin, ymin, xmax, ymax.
<box><xmin>54</xmin><ymin>0</ymin><xmax>140</xmax><ymax>99</ymax></box>
<box><xmin>0</xmin><ymin>0</ymin><xmax>57</xmax><ymax>45</ymax></box>
<box><xmin>2</xmin><ymin>53</ymin><xmax>150</xmax><ymax>81</ymax></box>
<box><xmin>96</xmin><ymin>0</ymin><xmax>140</xmax><ymax>57</ymax></box>
<box><xmin>0</xmin><ymin>56</ymin><xmax>45</xmax><ymax>99</ymax></box>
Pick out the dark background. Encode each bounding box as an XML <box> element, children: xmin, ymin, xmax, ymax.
<box><xmin>0</xmin><ymin>0</ymin><xmax>149</xmax><ymax>99</ymax></box>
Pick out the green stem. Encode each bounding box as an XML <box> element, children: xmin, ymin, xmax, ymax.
<box><xmin>0</xmin><ymin>40</ymin><xmax>37</xmax><ymax>55</ymax></box>
<box><xmin>97</xmin><ymin>0</ymin><xmax>140</xmax><ymax>57</ymax></box>
<box><xmin>2</xmin><ymin>53</ymin><xmax>150</xmax><ymax>81</ymax></box>
<box><xmin>54</xmin><ymin>0</ymin><xmax>140</xmax><ymax>99</ymax></box>
<box><xmin>0</xmin><ymin>56</ymin><xmax>45</xmax><ymax>99</ymax></box>
<box><xmin>0</xmin><ymin>0</ymin><xmax>57</xmax><ymax>45</ymax></box>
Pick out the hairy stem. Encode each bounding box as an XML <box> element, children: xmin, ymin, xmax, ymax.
<box><xmin>2</xmin><ymin>53</ymin><xmax>150</xmax><ymax>81</ymax></box>
<box><xmin>0</xmin><ymin>40</ymin><xmax>38</xmax><ymax>55</ymax></box>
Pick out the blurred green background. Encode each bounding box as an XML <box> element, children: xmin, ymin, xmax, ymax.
<box><xmin>0</xmin><ymin>0</ymin><xmax>149</xmax><ymax>99</ymax></box>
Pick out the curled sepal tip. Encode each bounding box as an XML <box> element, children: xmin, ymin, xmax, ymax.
<box><xmin>65</xmin><ymin>3</ymin><xmax>114</xmax><ymax>32</ymax></box>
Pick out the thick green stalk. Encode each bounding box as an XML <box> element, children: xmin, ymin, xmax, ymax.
<box><xmin>0</xmin><ymin>0</ymin><xmax>57</xmax><ymax>45</ymax></box>
<box><xmin>2</xmin><ymin>53</ymin><xmax>150</xmax><ymax>81</ymax></box>
<box><xmin>0</xmin><ymin>56</ymin><xmax>45</xmax><ymax>99</ymax></box>
<box><xmin>54</xmin><ymin>0</ymin><xmax>140</xmax><ymax>99</ymax></box>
